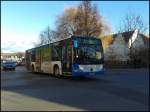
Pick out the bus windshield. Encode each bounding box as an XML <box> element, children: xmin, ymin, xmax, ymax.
<box><xmin>73</xmin><ymin>37</ymin><xmax>103</xmax><ymax>64</ymax></box>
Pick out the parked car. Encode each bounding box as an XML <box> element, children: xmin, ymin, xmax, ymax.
<box><xmin>16</xmin><ymin>61</ymin><xmax>21</xmax><ymax>66</ymax></box>
<box><xmin>20</xmin><ymin>61</ymin><xmax>25</xmax><ymax>66</ymax></box>
<box><xmin>17</xmin><ymin>61</ymin><xmax>25</xmax><ymax>66</ymax></box>
<box><xmin>2</xmin><ymin>61</ymin><xmax>16</xmax><ymax>70</ymax></box>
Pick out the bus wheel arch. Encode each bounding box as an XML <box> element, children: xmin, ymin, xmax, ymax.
<box><xmin>53</xmin><ymin>64</ymin><xmax>60</xmax><ymax>77</ymax></box>
<box><xmin>31</xmin><ymin>64</ymin><xmax>34</xmax><ymax>72</ymax></box>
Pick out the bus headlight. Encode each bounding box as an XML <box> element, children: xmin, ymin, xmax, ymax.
<box><xmin>73</xmin><ymin>64</ymin><xmax>82</xmax><ymax>72</ymax></box>
<box><xmin>96</xmin><ymin>52</ymin><xmax>102</xmax><ymax>59</ymax></box>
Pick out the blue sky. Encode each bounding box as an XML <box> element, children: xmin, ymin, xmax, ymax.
<box><xmin>1</xmin><ymin>1</ymin><xmax>149</xmax><ymax>53</ymax></box>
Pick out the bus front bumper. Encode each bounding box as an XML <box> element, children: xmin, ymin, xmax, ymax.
<box><xmin>72</xmin><ymin>64</ymin><xmax>104</xmax><ymax>77</ymax></box>
<box><xmin>72</xmin><ymin>70</ymin><xmax>104</xmax><ymax>77</ymax></box>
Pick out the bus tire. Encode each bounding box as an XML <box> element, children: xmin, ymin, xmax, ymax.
<box><xmin>54</xmin><ymin>65</ymin><xmax>60</xmax><ymax>77</ymax></box>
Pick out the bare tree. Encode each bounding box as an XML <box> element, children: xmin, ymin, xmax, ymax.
<box><xmin>36</xmin><ymin>1</ymin><xmax>110</xmax><ymax>46</ymax></box>
<box><xmin>119</xmin><ymin>11</ymin><xmax>147</xmax><ymax>34</ymax></box>
<box><xmin>56</xmin><ymin>1</ymin><xmax>104</xmax><ymax>38</ymax></box>
<box><xmin>36</xmin><ymin>26</ymin><xmax>58</xmax><ymax>46</ymax></box>
<box><xmin>56</xmin><ymin>8</ymin><xmax>78</xmax><ymax>38</ymax></box>
<box><xmin>100</xmin><ymin>19</ymin><xmax>112</xmax><ymax>36</ymax></box>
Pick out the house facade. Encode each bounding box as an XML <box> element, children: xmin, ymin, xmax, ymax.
<box><xmin>1</xmin><ymin>52</ymin><xmax>25</xmax><ymax>62</ymax></box>
<box><xmin>101</xmin><ymin>29</ymin><xmax>149</xmax><ymax>66</ymax></box>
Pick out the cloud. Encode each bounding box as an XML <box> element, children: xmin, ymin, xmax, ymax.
<box><xmin>1</xmin><ymin>28</ymin><xmax>39</xmax><ymax>53</ymax></box>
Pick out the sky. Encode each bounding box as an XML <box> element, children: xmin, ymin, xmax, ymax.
<box><xmin>1</xmin><ymin>1</ymin><xmax>149</xmax><ymax>53</ymax></box>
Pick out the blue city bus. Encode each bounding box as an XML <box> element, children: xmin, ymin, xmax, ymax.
<box><xmin>25</xmin><ymin>36</ymin><xmax>104</xmax><ymax>77</ymax></box>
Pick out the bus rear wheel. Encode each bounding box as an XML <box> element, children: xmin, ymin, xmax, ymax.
<box><xmin>54</xmin><ymin>66</ymin><xmax>60</xmax><ymax>77</ymax></box>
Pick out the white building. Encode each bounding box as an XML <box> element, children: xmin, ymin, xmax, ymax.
<box><xmin>1</xmin><ymin>52</ymin><xmax>25</xmax><ymax>62</ymax></box>
<box><xmin>104</xmin><ymin>29</ymin><xmax>149</xmax><ymax>61</ymax></box>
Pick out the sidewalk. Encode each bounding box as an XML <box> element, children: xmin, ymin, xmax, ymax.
<box><xmin>1</xmin><ymin>90</ymin><xmax>83</xmax><ymax>111</ymax></box>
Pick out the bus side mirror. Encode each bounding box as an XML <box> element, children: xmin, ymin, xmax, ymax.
<box><xmin>73</xmin><ymin>40</ymin><xmax>78</xmax><ymax>48</ymax></box>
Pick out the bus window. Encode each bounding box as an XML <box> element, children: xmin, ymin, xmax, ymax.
<box><xmin>52</xmin><ymin>44</ymin><xmax>62</xmax><ymax>61</ymax></box>
<box><xmin>31</xmin><ymin>50</ymin><xmax>36</xmax><ymax>62</ymax></box>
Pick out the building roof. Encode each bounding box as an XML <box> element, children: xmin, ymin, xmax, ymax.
<box><xmin>101</xmin><ymin>30</ymin><xmax>149</xmax><ymax>50</ymax></box>
<box><xmin>140</xmin><ymin>34</ymin><xmax>149</xmax><ymax>47</ymax></box>
<box><xmin>120</xmin><ymin>31</ymin><xmax>135</xmax><ymax>43</ymax></box>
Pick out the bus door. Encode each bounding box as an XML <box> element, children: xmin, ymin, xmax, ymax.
<box><xmin>62</xmin><ymin>45</ymin><xmax>72</xmax><ymax>74</ymax></box>
<box><xmin>36</xmin><ymin>49</ymin><xmax>42</xmax><ymax>72</ymax></box>
<box><xmin>25</xmin><ymin>51</ymin><xmax>31</xmax><ymax>70</ymax></box>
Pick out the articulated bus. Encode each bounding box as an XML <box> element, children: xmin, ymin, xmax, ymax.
<box><xmin>25</xmin><ymin>36</ymin><xmax>104</xmax><ymax>77</ymax></box>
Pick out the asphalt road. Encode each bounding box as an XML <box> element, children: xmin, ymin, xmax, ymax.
<box><xmin>1</xmin><ymin>66</ymin><xmax>149</xmax><ymax>111</ymax></box>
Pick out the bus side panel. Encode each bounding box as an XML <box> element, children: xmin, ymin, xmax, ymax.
<box><xmin>25</xmin><ymin>50</ymin><xmax>31</xmax><ymax>70</ymax></box>
<box><xmin>40</xmin><ymin>44</ymin><xmax>52</xmax><ymax>73</ymax></box>
<box><xmin>35</xmin><ymin>48</ymin><xmax>42</xmax><ymax>72</ymax></box>
<box><xmin>25</xmin><ymin>49</ymin><xmax>35</xmax><ymax>71</ymax></box>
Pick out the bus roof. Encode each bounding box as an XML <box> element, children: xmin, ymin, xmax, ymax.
<box><xmin>26</xmin><ymin>36</ymin><xmax>100</xmax><ymax>52</ymax></box>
